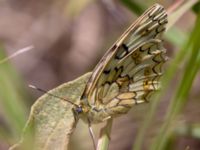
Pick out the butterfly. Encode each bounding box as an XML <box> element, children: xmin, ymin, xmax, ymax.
<box><xmin>30</xmin><ymin>3</ymin><xmax>168</xmax><ymax>149</ymax></box>
<box><xmin>73</xmin><ymin>3</ymin><xmax>168</xmax><ymax>125</ymax></box>
<box><xmin>68</xmin><ymin>4</ymin><xmax>168</xmax><ymax>147</ymax></box>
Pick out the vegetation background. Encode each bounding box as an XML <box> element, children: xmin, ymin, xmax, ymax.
<box><xmin>0</xmin><ymin>0</ymin><xmax>200</xmax><ymax>150</ymax></box>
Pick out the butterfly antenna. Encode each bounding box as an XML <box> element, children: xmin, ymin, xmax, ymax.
<box><xmin>29</xmin><ymin>84</ymin><xmax>79</xmax><ymax>107</ymax></box>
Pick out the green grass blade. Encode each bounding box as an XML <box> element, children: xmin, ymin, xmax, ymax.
<box><xmin>150</xmin><ymin>9</ymin><xmax>200</xmax><ymax>150</ymax></box>
<box><xmin>0</xmin><ymin>46</ymin><xmax>28</xmax><ymax>139</ymax></box>
<box><xmin>120</xmin><ymin>0</ymin><xmax>145</xmax><ymax>15</ymax></box>
<box><xmin>133</xmin><ymin>1</ymin><xmax>198</xmax><ymax>150</ymax></box>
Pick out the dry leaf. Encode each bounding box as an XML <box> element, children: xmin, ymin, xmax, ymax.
<box><xmin>10</xmin><ymin>72</ymin><xmax>92</xmax><ymax>150</ymax></box>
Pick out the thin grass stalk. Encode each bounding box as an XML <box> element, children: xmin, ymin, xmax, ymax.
<box><xmin>132</xmin><ymin>1</ymin><xmax>198</xmax><ymax>149</ymax></box>
<box><xmin>150</xmin><ymin>9</ymin><xmax>200</xmax><ymax>150</ymax></box>
<box><xmin>96</xmin><ymin>119</ymin><xmax>113</xmax><ymax>150</ymax></box>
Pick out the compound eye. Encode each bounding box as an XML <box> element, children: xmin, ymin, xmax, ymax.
<box><xmin>76</xmin><ymin>106</ymin><xmax>83</xmax><ymax>114</ymax></box>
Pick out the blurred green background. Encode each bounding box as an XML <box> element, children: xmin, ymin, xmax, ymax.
<box><xmin>0</xmin><ymin>0</ymin><xmax>200</xmax><ymax>150</ymax></box>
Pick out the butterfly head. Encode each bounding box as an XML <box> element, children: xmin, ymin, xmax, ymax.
<box><xmin>75</xmin><ymin>105</ymin><xmax>83</xmax><ymax>114</ymax></box>
<box><xmin>74</xmin><ymin>102</ymin><xmax>89</xmax><ymax>115</ymax></box>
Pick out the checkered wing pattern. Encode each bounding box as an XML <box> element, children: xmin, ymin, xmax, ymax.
<box><xmin>81</xmin><ymin>4</ymin><xmax>168</xmax><ymax>115</ymax></box>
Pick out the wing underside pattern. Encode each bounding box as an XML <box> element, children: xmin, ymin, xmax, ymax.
<box><xmin>81</xmin><ymin>4</ymin><xmax>168</xmax><ymax>116</ymax></box>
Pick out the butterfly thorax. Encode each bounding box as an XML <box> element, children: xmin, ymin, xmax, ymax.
<box><xmin>75</xmin><ymin>101</ymin><xmax>113</xmax><ymax>124</ymax></box>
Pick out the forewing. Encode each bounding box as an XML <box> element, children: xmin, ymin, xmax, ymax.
<box><xmin>81</xmin><ymin>4</ymin><xmax>167</xmax><ymax>114</ymax></box>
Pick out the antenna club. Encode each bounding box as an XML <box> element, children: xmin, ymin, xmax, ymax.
<box><xmin>29</xmin><ymin>84</ymin><xmax>37</xmax><ymax>89</ymax></box>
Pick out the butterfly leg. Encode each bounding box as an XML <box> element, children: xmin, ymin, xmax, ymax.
<box><xmin>87</xmin><ymin>118</ymin><xmax>96</xmax><ymax>150</ymax></box>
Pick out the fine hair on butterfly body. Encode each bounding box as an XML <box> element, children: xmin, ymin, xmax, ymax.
<box><xmin>74</xmin><ymin>3</ymin><xmax>168</xmax><ymax>125</ymax></box>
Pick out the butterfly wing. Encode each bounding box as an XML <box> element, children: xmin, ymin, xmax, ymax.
<box><xmin>81</xmin><ymin>4</ymin><xmax>167</xmax><ymax>115</ymax></box>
